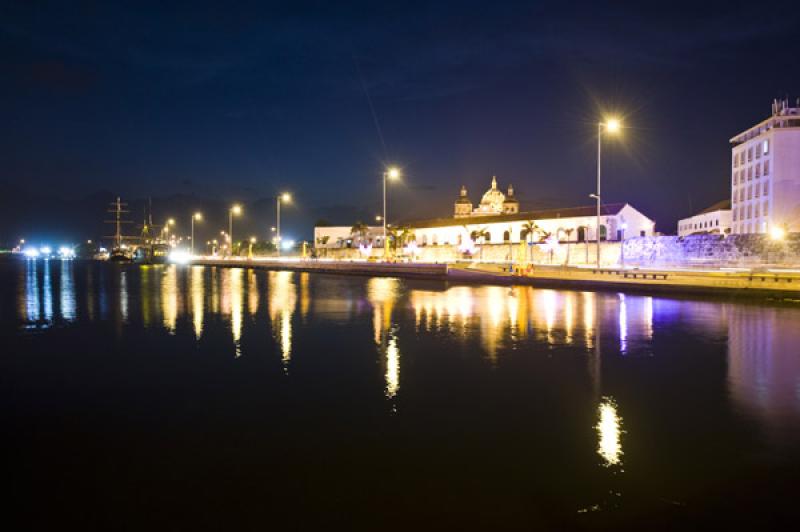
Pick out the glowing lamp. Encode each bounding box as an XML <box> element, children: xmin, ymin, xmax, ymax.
<box><xmin>605</xmin><ymin>118</ymin><xmax>621</xmax><ymax>133</ymax></box>
<box><xmin>770</xmin><ymin>226</ymin><xmax>786</xmax><ymax>241</ymax></box>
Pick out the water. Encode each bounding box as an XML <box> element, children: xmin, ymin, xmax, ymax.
<box><xmin>2</xmin><ymin>259</ymin><xmax>800</xmax><ymax>529</ymax></box>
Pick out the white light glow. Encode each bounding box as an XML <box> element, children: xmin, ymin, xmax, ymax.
<box><xmin>168</xmin><ymin>250</ymin><xmax>192</xmax><ymax>264</ymax></box>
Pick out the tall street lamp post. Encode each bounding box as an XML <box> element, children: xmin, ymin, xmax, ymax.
<box><xmin>276</xmin><ymin>193</ymin><xmax>292</xmax><ymax>257</ymax></box>
<box><xmin>191</xmin><ymin>212</ymin><xmax>202</xmax><ymax>256</ymax></box>
<box><xmin>383</xmin><ymin>167</ymin><xmax>400</xmax><ymax>259</ymax></box>
<box><xmin>595</xmin><ymin>118</ymin><xmax>621</xmax><ymax>268</ymax></box>
<box><xmin>229</xmin><ymin>205</ymin><xmax>242</xmax><ymax>257</ymax></box>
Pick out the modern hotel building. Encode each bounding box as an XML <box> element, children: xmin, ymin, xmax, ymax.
<box><xmin>730</xmin><ymin>99</ymin><xmax>800</xmax><ymax>234</ymax></box>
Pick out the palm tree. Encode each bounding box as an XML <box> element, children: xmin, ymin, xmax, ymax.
<box><xmin>350</xmin><ymin>221</ymin><xmax>369</xmax><ymax>246</ymax></box>
<box><xmin>563</xmin><ymin>227</ymin><xmax>574</xmax><ymax>266</ymax></box>
<box><xmin>521</xmin><ymin>220</ymin><xmax>539</xmax><ymax>262</ymax></box>
<box><xmin>470</xmin><ymin>226</ymin><xmax>488</xmax><ymax>261</ymax></box>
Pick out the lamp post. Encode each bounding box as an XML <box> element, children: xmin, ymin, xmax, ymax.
<box><xmin>595</xmin><ymin>118</ymin><xmax>621</xmax><ymax>268</ymax></box>
<box><xmin>228</xmin><ymin>205</ymin><xmax>241</xmax><ymax>257</ymax></box>
<box><xmin>275</xmin><ymin>193</ymin><xmax>291</xmax><ymax>257</ymax></box>
<box><xmin>383</xmin><ymin>167</ymin><xmax>400</xmax><ymax>259</ymax></box>
<box><xmin>163</xmin><ymin>218</ymin><xmax>175</xmax><ymax>245</ymax></box>
<box><xmin>190</xmin><ymin>212</ymin><xmax>202</xmax><ymax>256</ymax></box>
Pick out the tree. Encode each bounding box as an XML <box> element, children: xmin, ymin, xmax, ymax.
<box><xmin>350</xmin><ymin>221</ymin><xmax>369</xmax><ymax>243</ymax></box>
<box><xmin>562</xmin><ymin>228</ymin><xmax>574</xmax><ymax>265</ymax></box>
<box><xmin>521</xmin><ymin>220</ymin><xmax>539</xmax><ymax>262</ymax></box>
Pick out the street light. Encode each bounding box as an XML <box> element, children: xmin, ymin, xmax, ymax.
<box><xmin>229</xmin><ymin>205</ymin><xmax>242</xmax><ymax>257</ymax></box>
<box><xmin>595</xmin><ymin>118</ymin><xmax>622</xmax><ymax>268</ymax></box>
<box><xmin>383</xmin><ymin>167</ymin><xmax>401</xmax><ymax>258</ymax></box>
<box><xmin>190</xmin><ymin>212</ymin><xmax>202</xmax><ymax>256</ymax></box>
<box><xmin>162</xmin><ymin>218</ymin><xmax>175</xmax><ymax>242</ymax></box>
<box><xmin>770</xmin><ymin>226</ymin><xmax>786</xmax><ymax>241</ymax></box>
<box><xmin>276</xmin><ymin>193</ymin><xmax>291</xmax><ymax>257</ymax></box>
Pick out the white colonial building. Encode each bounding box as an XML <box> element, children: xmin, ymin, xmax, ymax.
<box><xmin>314</xmin><ymin>225</ymin><xmax>383</xmax><ymax>250</ymax></box>
<box><xmin>677</xmin><ymin>200</ymin><xmax>732</xmax><ymax>237</ymax></box>
<box><xmin>314</xmin><ymin>177</ymin><xmax>656</xmax><ymax>254</ymax></box>
<box><xmin>731</xmin><ymin>98</ymin><xmax>800</xmax><ymax>234</ymax></box>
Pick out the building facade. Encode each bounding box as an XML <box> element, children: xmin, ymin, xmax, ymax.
<box><xmin>314</xmin><ymin>178</ymin><xmax>656</xmax><ymax>253</ymax></box>
<box><xmin>314</xmin><ymin>225</ymin><xmax>384</xmax><ymax>250</ymax></box>
<box><xmin>731</xmin><ymin>98</ymin><xmax>800</xmax><ymax>234</ymax></box>
<box><xmin>677</xmin><ymin>200</ymin><xmax>732</xmax><ymax>237</ymax></box>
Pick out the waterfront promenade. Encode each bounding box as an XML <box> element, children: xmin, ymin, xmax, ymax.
<box><xmin>192</xmin><ymin>257</ymin><xmax>800</xmax><ymax>299</ymax></box>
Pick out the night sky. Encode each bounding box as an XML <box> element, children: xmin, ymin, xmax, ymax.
<box><xmin>2</xmin><ymin>1</ymin><xmax>799</xmax><ymax>245</ymax></box>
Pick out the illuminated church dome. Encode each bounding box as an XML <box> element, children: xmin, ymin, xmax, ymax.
<box><xmin>477</xmin><ymin>176</ymin><xmax>506</xmax><ymax>214</ymax></box>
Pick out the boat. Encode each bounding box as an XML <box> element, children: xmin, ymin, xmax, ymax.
<box><xmin>106</xmin><ymin>197</ymin><xmax>134</xmax><ymax>263</ymax></box>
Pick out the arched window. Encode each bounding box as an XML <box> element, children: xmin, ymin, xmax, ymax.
<box><xmin>519</xmin><ymin>229</ymin><xmax>527</xmax><ymax>241</ymax></box>
<box><xmin>599</xmin><ymin>225</ymin><xmax>607</xmax><ymax>241</ymax></box>
<box><xmin>470</xmin><ymin>231</ymin><xmax>478</xmax><ymax>241</ymax></box>
<box><xmin>503</xmin><ymin>231</ymin><xmax>510</xmax><ymax>242</ymax></box>
<box><xmin>422</xmin><ymin>235</ymin><xmax>428</xmax><ymax>246</ymax></box>
<box><xmin>484</xmin><ymin>232</ymin><xmax>491</xmax><ymax>242</ymax></box>
<box><xmin>577</xmin><ymin>227</ymin><xmax>586</xmax><ymax>242</ymax></box>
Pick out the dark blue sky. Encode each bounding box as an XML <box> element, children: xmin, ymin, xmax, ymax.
<box><xmin>1</xmin><ymin>0</ymin><xmax>799</xmax><ymax>244</ymax></box>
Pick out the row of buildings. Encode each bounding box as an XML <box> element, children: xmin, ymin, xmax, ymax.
<box><xmin>315</xmin><ymin>98</ymin><xmax>799</xmax><ymax>253</ymax></box>
<box><xmin>678</xmin><ymin>98</ymin><xmax>800</xmax><ymax>237</ymax></box>
<box><xmin>315</xmin><ymin>176</ymin><xmax>655</xmax><ymax>253</ymax></box>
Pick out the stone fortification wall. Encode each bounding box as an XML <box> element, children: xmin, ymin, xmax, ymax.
<box><xmin>622</xmin><ymin>234</ymin><xmax>800</xmax><ymax>268</ymax></box>
<box><xmin>316</xmin><ymin>234</ymin><xmax>800</xmax><ymax>268</ymax></box>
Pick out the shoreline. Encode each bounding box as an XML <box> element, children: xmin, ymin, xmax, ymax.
<box><xmin>191</xmin><ymin>258</ymin><xmax>800</xmax><ymax>301</ymax></box>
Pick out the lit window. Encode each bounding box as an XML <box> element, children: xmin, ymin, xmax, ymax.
<box><xmin>763</xmin><ymin>139</ymin><xmax>769</xmax><ymax>154</ymax></box>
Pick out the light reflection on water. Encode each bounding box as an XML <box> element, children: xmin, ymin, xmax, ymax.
<box><xmin>8</xmin><ymin>260</ymin><xmax>800</xmax><ymax>522</ymax></box>
<box><xmin>269</xmin><ymin>270</ymin><xmax>296</xmax><ymax>372</ymax></box>
<box><xmin>12</xmin><ymin>261</ymin><xmax>800</xmax><ymax>440</ymax></box>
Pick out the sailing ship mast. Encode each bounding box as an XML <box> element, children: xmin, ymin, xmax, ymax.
<box><xmin>105</xmin><ymin>197</ymin><xmax>132</xmax><ymax>249</ymax></box>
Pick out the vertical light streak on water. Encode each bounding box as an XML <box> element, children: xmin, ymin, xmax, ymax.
<box><xmin>140</xmin><ymin>266</ymin><xmax>152</xmax><ymax>328</ymax></box>
<box><xmin>120</xmin><ymin>270</ymin><xmax>128</xmax><ymax>323</ymax></box>
<box><xmin>385</xmin><ymin>332</ymin><xmax>400</xmax><ymax>399</ymax></box>
<box><xmin>507</xmin><ymin>288</ymin><xmax>519</xmax><ymax>339</ymax></box>
<box><xmin>542</xmin><ymin>289</ymin><xmax>557</xmax><ymax>345</ymax></box>
<box><xmin>161</xmin><ymin>266</ymin><xmax>178</xmax><ymax>334</ymax></box>
<box><xmin>191</xmin><ymin>266</ymin><xmax>204</xmax><ymax>340</ymax></box>
<box><xmin>42</xmin><ymin>261</ymin><xmax>53</xmax><ymax>322</ymax></box>
<box><xmin>618</xmin><ymin>293</ymin><xmax>627</xmax><ymax>353</ymax></box>
<box><xmin>596</xmin><ymin>397</ymin><xmax>623</xmax><ymax>467</ymax></box>
<box><xmin>230</xmin><ymin>268</ymin><xmax>243</xmax><ymax>357</ymax></box>
<box><xmin>211</xmin><ymin>267</ymin><xmax>219</xmax><ymax>315</ymax></box>
<box><xmin>60</xmin><ymin>260</ymin><xmax>76</xmax><ymax>322</ymax></box>
<box><xmin>583</xmin><ymin>292</ymin><xmax>595</xmax><ymax>349</ymax></box>
<box><xmin>269</xmin><ymin>271</ymin><xmax>297</xmax><ymax>372</ymax></box>
<box><xmin>299</xmin><ymin>272</ymin><xmax>310</xmax><ymax>321</ymax></box>
<box><xmin>25</xmin><ymin>259</ymin><xmax>40</xmax><ymax>323</ymax></box>
<box><xmin>564</xmin><ymin>292</ymin><xmax>574</xmax><ymax>344</ymax></box>
<box><xmin>367</xmin><ymin>278</ymin><xmax>401</xmax><ymax>397</ymax></box>
<box><xmin>247</xmin><ymin>269</ymin><xmax>259</xmax><ymax>317</ymax></box>
<box><xmin>644</xmin><ymin>296</ymin><xmax>654</xmax><ymax>342</ymax></box>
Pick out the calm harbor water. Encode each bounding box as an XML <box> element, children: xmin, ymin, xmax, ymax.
<box><xmin>3</xmin><ymin>258</ymin><xmax>800</xmax><ymax>529</ymax></box>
